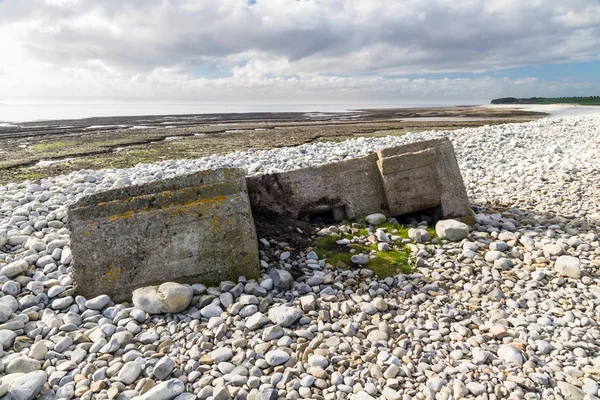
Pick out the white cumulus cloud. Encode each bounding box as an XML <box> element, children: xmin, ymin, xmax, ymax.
<box><xmin>0</xmin><ymin>0</ymin><xmax>598</xmax><ymax>102</ymax></box>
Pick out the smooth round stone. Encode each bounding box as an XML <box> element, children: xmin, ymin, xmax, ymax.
<box><xmin>531</xmin><ymin>271</ymin><xmax>545</xmax><ymax>281</ymax></box>
<box><xmin>54</xmin><ymin>337</ymin><xmax>73</xmax><ymax>353</ymax></box>
<box><xmin>0</xmin><ymin>304</ymin><xmax>12</xmax><ymax>323</ymax></box>
<box><xmin>378</xmin><ymin>243</ymin><xmax>390</xmax><ymax>251</ymax></box>
<box><xmin>118</xmin><ymin>361</ymin><xmax>143</xmax><ymax>385</ymax></box>
<box><xmin>484</xmin><ymin>251</ymin><xmax>503</xmax><ymax>262</ymax></box>
<box><xmin>85</xmin><ymin>295</ymin><xmax>111</xmax><ymax>310</ymax></box>
<box><xmin>6</xmin><ymin>357</ymin><xmax>41</xmax><ymax>374</ymax></box>
<box><xmin>497</xmin><ymin>345</ymin><xmax>524</xmax><ymax>365</ymax></box>
<box><xmin>0</xmin><ymin>260</ymin><xmax>29</xmax><ymax>279</ymax></box>
<box><xmin>265</xmin><ymin>350</ymin><xmax>290</xmax><ymax>366</ymax></box>
<box><xmin>466</xmin><ymin>382</ymin><xmax>486</xmax><ymax>396</ymax></box>
<box><xmin>133</xmin><ymin>379</ymin><xmax>184</xmax><ymax>400</ymax></box>
<box><xmin>239</xmin><ymin>305</ymin><xmax>258</xmax><ymax>318</ymax></box>
<box><xmin>0</xmin><ymin>330</ymin><xmax>18</xmax><ymax>350</ymax></box>
<box><xmin>259</xmin><ymin>278</ymin><xmax>274</xmax><ymax>291</ymax></box>
<box><xmin>300</xmin><ymin>376</ymin><xmax>315</xmax><ymax>387</ymax></box>
<box><xmin>365</xmin><ymin>213</ymin><xmax>387</xmax><ymax>225</ymax></box>
<box><xmin>246</xmin><ymin>312</ymin><xmax>269</xmax><ymax>330</ymax></box>
<box><xmin>489</xmin><ymin>241</ymin><xmax>508</xmax><ymax>251</ymax></box>
<box><xmin>555</xmin><ymin>256</ymin><xmax>581</xmax><ymax>279</ymax></box>
<box><xmin>130</xmin><ymin>309</ymin><xmax>147</xmax><ymax>323</ymax></box>
<box><xmin>153</xmin><ymin>356</ymin><xmax>175</xmax><ymax>380</ymax></box>
<box><xmin>308</xmin><ymin>354</ymin><xmax>328</xmax><ymax>368</ymax></box>
<box><xmin>200</xmin><ymin>304</ymin><xmax>223</xmax><ymax>319</ymax></box>
<box><xmin>435</xmin><ymin>219</ymin><xmax>469</xmax><ymax>241</ymax></box>
<box><xmin>132</xmin><ymin>282</ymin><xmax>193</xmax><ymax>314</ymax></box>
<box><xmin>211</xmin><ymin>347</ymin><xmax>233</xmax><ymax>363</ymax></box>
<box><xmin>267</xmin><ymin>306</ymin><xmax>302</xmax><ymax>327</ymax></box>
<box><xmin>29</xmin><ymin>342</ymin><xmax>48</xmax><ymax>360</ymax></box>
<box><xmin>427</xmin><ymin>377</ymin><xmax>446</xmax><ymax>392</ymax></box>
<box><xmin>8</xmin><ymin>370</ymin><xmax>47</xmax><ymax>400</ymax></box>
<box><xmin>51</xmin><ymin>296</ymin><xmax>74</xmax><ymax>309</ymax></box>
<box><xmin>351</xmin><ymin>254</ymin><xmax>370</xmax><ymax>265</ymax></box>
<box><xmin>2</xmin><ymin>281</ymin><xmax>21</xmax><ymax>296</ymax></box>
<box><xmin>543</xmin><ymin>243</ymin><xmax>563</xmax><ymax>256</ymax></box>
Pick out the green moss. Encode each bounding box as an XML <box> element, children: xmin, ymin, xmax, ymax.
<box><xmin>312</xmin><ymin>234</ymin><xmax>340</xmax><ymax>257</ymax></box>
<box><xmin>29</xmin><ymin>141</ymin><xmax>73</xmax><ymax>153</ymax></box>
<box><xmin>350</xmin><ymin>243</ymin><xmax>377</xmax><ymax>253</ymax></box>
<box><xmin>358</xmin><ymin>221</ymin><xmax>438</xmax><ymax>241</ymax></box>
<box><xmin>427</xmin><ymin>227</ymin><xmax>437</xmax><ymax>238</ymax></box>
<box><xmin>14</xmin><ymin>171</ymin><xmax>42</xmax><ymax>180</ymax></box>
<box><xmin>367</xmin><ymin>247</ymin><xmax>413</xmax><ymax>278</ymax></box>
<box><xmin>325</xmin><ymin>253</ymin><xmax>353</xmax><ymax>267</ymax></box>
<box><xmin>458</xmin><ymin>213</ymin><xmax>476</xmax><ymax>227</ymax></box>
<box><xmin>312</xmin><ymin>231</ymin><xmax>413</xmax><ymax>277</ymax></box>
<box><xmin>354</xmin><ymin>228</ymin><xmax>369</xmax><ymax>237</ymax></box>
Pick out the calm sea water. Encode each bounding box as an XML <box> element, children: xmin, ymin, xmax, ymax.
<box><xmin>0</xmin><ymin>102</ymin><xmax>462</xmax><ymax>123</ymax></box>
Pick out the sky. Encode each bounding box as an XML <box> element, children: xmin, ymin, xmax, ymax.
<box><xmin>0</xmin><ymin>0</ymin><xmax>599</xmax><ymax>106</ymax></box>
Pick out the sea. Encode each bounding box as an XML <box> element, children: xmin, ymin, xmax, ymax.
<box><xmin>0</xmin><ymin>102</ymin><xmax>462</xmax><ymax>123</ymax></box>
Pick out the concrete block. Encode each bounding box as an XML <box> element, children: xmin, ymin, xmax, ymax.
<box><xmin>248</xmin><ymin>137</ymin><xmax>470</xmax><ymax>223</ymax></box>
<box><xmin>68</xmin><ymin>169</ymin><xmax>259</xmax><ymax>301</ymax></box>
<box><xmin>434</xmin><ymin>138</ymin><xmax>473</xmax><ymax>220</ymax></box>
<box><xmin>377</xmin><ymin>137</ymin><xmax>471</xmax><ymax>220</ymax></box>
<box><xmin>247</xmin><ymin>153</ymin><xmax>387</xmax><ymax>222</ymax></box>
<box><xmin>377</xmin><ymin>147</ymin><xmax>441</xmax><ymax>216</ymax></box>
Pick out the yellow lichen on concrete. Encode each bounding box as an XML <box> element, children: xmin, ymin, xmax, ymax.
<box><xmin>210</xmin><ymin>215</ymin><xmax>231</xmax><ymax>233</ymax></box>
<box><xmin>99</xmin><ymin>264</ymin><xmax>123</xmax><ymax>288</ymax></box>
<box><xmin>164</xmin><ymin>195</ymin><xmax>227</xmax><ymax>218</ymax></box>
<box><xmin>103</xmin><ymin>195</ymin><xmax>228</xmax><ymax>223</ymax></box>
<box><xmin>108</xmin><ymin>209</ymin><xmax>135</xmax><ymax>222</ymax></box>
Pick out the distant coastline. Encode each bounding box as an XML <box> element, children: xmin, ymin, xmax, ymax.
<box><xmin>0</xmin><ymin>102</ymin><xmax>457</xmax><ymax>123</ymax></box>
<box><xmin>491</xmin><ymin>96</ymin><xmax>600</xmax><ymax>105</ymax></box>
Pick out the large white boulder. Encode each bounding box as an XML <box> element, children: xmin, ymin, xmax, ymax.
<box><xmin>8</xmin><ymin>370</ymin><xmax>47</xmax><ymax>400</ymax></box>
<box><xmin>365</xmin><ymin>213</ymin><xmax>387</xmax><ymax>226</ymax></box>
<box><xmin>435</xmin><ymin>219</ymin><xmax>470</xmax><ymax>241</ymax></box>
<box><xmin>132</xmin><ymin>282</ymin><xmax>193</xmax><ymax>314</ymax></box>
<box><xmin>268</xmin><ymin>306</ymin><xmax>302</xmax><ymax>327</ymax></box>
<box><xmin>555</xmin><ymin>256</ymin><xmax>581</xmax><ymax>279</ymax></box>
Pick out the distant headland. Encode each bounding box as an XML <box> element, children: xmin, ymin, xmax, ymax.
<box><xmin>491</xmin><ymin>96</ymin><xmax>600</xmax><ymax>105</ymax></box>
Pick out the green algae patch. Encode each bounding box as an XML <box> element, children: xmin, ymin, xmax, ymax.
<box><xmin>14</xmin><ymin>171</ymin><xmax>43</xmax><ymax>180</ymax></box>
<box><xmin>356</xmin><ymin>222</ymin><xmax>437</xmax><ymax>241</ymax></box>
<box><xmin>311</xmin><ymin>232</ymin><xmax>413</xmax><ymax>278</ymax></box>
<box><xmin>367</xmin><ymin>248</ymin><xmax>413</xmax><ymax>278</ymax></box>
<box><xmin>324</xmin><ymin>253</ymin><xmax>353</xmax><ymax>267</ymax></box>
<box><xmin>312</xmin><ymin>234</ymin><xmax>342</xmax><ymax>258</ymax></box>
<box><xmin>29</xmin><ymin>140</ymin><xmax>73</xmax><ymax>153</ymax></box>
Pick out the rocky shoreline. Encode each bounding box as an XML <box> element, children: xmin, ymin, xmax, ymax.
<box><xmin>0</xmin><ymin>106</ymin><xmax>542</xmax><ymax>184</ymax></box>
<box><xmin>0</xmin><ymin>115</ymin><xmax>599</xmax><ymax>399</ymax></box>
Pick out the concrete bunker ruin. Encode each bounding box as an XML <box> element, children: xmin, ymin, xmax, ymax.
<box><xmin>68</xmin><ymin>137</ymin><xmax>471</xmax><ymax>299</ymax></box>
<box><xmin>247</xmin><ymin>137</ymin><xmax>471</xmax><ymax>223</ymax></box>
<box><xmin>68</xmin><ymin>168</ymin><xmax>260</xmax><ymax>301</ymax></box>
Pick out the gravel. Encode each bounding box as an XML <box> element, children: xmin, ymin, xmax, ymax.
<box><xmin>1</xmin><ymin>113</ymin><xmax>600</xmax><ymax>399</ymax></box>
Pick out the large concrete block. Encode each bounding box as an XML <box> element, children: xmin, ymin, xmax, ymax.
<box><xmin>377</xmin><ymin>138</ymin><xmax>470</xmax><ymax>220</ymax></box>
<box><xmin>68</xmin><ymin>169</ymin><xmax>259</xmax><ymax>301</ymax></box>
<box><xmin>377</xmin><ymin>147</ymin><xmax>441</xmax><ymax>216</ymax></box>
<box><xmin>248</xmin><ymin>137</ymin><xmax>471</xmax><ymax>223</ymax></box>
<box><xmin>246</xmin><ymin>154</ymin><xmax>387</xmax><ymax>222</ymax></box>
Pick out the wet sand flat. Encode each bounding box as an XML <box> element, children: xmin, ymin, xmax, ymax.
<box><xmin>0</xmin><ymin>106</ymin><xmax>544</xmax><ymax>184</ymax></box>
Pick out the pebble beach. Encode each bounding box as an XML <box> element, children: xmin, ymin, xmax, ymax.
<box><xmin>1</xmin><ymin>106</ymin><xmax>600</xmax><ymax>400</ymax></box>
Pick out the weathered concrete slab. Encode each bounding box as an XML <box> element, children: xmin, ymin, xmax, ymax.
<box><xmin>377</xmin><ymin>137</ymin><xmax>471</xmax><ymax>220</ymax></box>
<box><xmin>247</xmin><ymin>153</ymin><xmax>387</xmax><ymax>222</ymax></box>
<box><xmin>433</xmin><ymin>139</ymin><xmax>473</xmax><ymax>220</ymax></box>
<box><xmin>377</xmin><ymin>147</ymin><xmax>441</xmax><ymax>216</ymax></box>
<box><xmin>68</xmin><ymin>169</ymin><xmax>259</xmax><ymax>301</ymax></box>
<box><xmin>248</xmin><ymin>137</ymin><xmax>471</xmax><ymax>223</ymax></box>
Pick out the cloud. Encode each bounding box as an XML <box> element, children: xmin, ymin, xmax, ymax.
<box><xmin>0</xmin><ymin>0</ymin><xmax>599</xmax><ymax>101</ymax></box>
